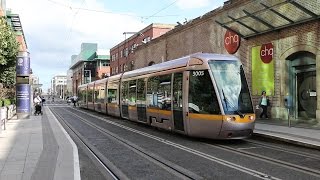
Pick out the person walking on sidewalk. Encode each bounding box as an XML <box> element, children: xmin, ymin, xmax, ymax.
<box><xmin>259</xmin><ymin>91</ymin><xmax>270</xmax><ymax>119</ymax></box>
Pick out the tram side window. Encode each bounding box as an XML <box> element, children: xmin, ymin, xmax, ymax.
<box><xmin>128</xmin><ymin>80</ymin><xmax>137</xmax><ymax>106</ymax></box>
<box><xmin>94</xmin><ymin>85</ymin><xmax>99</xmax><ymax>103</ymax></box>
<box><xmin>137</xmin><ymin>79</ymin><xmax>146</xmax><ymax>105</ymax></box>
<box><xmin>99</xmin><ymin>86</ymin><xmax>105</xmax><ymax>103</ymax></box>
<box><xmin>189</xmin><ymin>70</ymin><xmax>220</xmax><ymax>114</ymax></box>
<box><xmin>121</xmin><ymin>81</ymin><xmax>129</xmax><ymax>105</ymax></box>
<box><xmin>173</xmin><ymin>73</ymin><xmax>183</xmax><ymax>109</ymax></box>
<box><xmin>107</xmin><ymin>82</ymin><xmax>118</xmax><ymax>103</ymax></box>
<box><xmin>157</xmin><ymin>74</ymin><xmax>172</xmax><ymax>110</ymax></box>
<box><xmin>79</xmin><ymin>89</ymin><xmax>87</xmax><ymax>103</ymax></box>
<box><xmin>88</xmin><ymin>87</ymin><xmax>93</xmax><ymax>102</ymax></box>
<box><xmin>147</xmin><ymin>76</ymin><xmax>159</xmax><ymax>108</ymax></box>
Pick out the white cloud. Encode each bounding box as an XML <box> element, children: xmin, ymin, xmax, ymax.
<box><xmin>7</xmin><ymin>0</ymin><xmax>146</xmax><ymax>89</ymax></box>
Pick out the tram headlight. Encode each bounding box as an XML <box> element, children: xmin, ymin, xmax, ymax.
<box><xmin>249</xmin><ymin>116</ymin><xmax>255</xmax><ymax>121</ymax></box>
<box><xmin>226</xmin><ymin>116</ymin><xmax>236</xmax><ymax>122</ymax></box>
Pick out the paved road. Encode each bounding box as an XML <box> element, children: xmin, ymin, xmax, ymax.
<box><xmin>49</xmin><ymin>106</ymin><xmax>320</xmax><ymax>180</ymax></box>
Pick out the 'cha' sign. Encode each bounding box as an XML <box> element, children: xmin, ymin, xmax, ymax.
<box><xmin>260</xmin><ymin>43</ymin><xmax>273</xmax><ymax>64</ymax></box>
<box><xmin>224</xmin><ymin>30</ymin><xmax>240</xmax><ymax>54</ymax></box>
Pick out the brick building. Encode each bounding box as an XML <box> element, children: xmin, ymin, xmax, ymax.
<box><xmin>131</xmin><ymin>0</ymin><xmax>320</xmax><ymax>128</ymax></box>
<box><xmin>110</xmin><ymin>23</ymin><xmax>175</xmax><ymax>75</ymax></box>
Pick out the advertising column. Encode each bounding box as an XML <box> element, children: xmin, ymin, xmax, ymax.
<box><xmin>16</xmin><ymin>51</ymin><xmax>31</xmax><ymax>119</ymax></box>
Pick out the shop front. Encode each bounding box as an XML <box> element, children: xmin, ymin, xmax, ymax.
<box><xmin>216</xmin><ymin>0</ymin><xmax>320</xmax><ymax>129</ymax></box>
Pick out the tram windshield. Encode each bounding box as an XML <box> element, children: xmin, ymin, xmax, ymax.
<box><xmin>209</xmin><ymin>60</ymin><xmax>254</xmax><ymax>115</ymax></box>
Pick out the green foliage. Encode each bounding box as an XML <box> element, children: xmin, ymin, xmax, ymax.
<box><xmin>10</xmin><ymin>98</ymin><xmax>16</xmax><ymax>105</ymax></box>
<box><xmin>3</xmin><ymin>99</ymin><xmax>11</xmax><ymax>106</ymax></box>
<box><xmin>0</xmin><ymin>17</ymin><xmax>19</xmax><ymax>85</ymax></box>
<box><xmin>0</xmin><ymin>100</ymin><xmax>2</xmax><ymax>107</ymax></box>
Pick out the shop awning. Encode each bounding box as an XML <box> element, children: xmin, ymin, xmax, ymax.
<box><xmin>215</xmin><ymin>0</ymin><xmax>320</xmax><ymax>39</ymax></box>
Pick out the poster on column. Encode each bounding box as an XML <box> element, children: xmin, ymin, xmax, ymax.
<box><xmin>16</xmin><ymin>55</ymin><xmax>30</xmax><ymax>76</ymax></box>
<box><xmin>16</xmin><ymin>84</ymin><xmax>31</xmax><ymax>113</ymax></box>
<box><xmin>252</xmin><ymin>43</ymin><xmax>275</xmax><ymax>96</ymax></box>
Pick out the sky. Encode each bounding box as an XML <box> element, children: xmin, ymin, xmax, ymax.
<box><xmin>7</xmin><ymin>0</ymin><xmax>225</xmax><ymax>91</ymax></box>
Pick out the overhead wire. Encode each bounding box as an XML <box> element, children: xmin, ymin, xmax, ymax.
<box><xmin>47</xmin><ymin>0</ymin><xmax>179</xmax><ymax>19</ymax></box>
<box><xmin>142</xmin><ymin>0</ymin><xmax>178</xmax><ymax>22</ymax></box>
<box><xmin>44</xmin><ymin>0</ymin><xmax>180</xmax><ymax>89</ymax></box>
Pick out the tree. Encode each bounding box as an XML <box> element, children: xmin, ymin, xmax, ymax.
<box><xmin>0</xmin><ymin>16</ymin><xmax>19</xmax><ymax>85</ymax></box>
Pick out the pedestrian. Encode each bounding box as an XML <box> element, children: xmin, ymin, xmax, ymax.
<box><xmin>259</xmin><ymin>91</ymin><xmax>270</xmax><ymax>119</ymax></box>
<box><xmin>41</xmin><ymin>96</ymin><xmax>46</xmax><ymax>106</ymax></box>
<box><xmin>72</xmin><ymin>95</ymin><xmax>78</xmax><ymax>107</ymax></box>
<box><xmin>33</xmin><ymin>94</ymin><xmax>42</xmax><ymax>115</ymax></box>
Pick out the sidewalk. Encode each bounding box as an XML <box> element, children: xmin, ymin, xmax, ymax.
<box><xmin>0</xmin><ymin>106</ymin><xmax>80</xmax><ymax>180</ymax></box>
<box><xmin>0</xmin><ymin>107</ymin><xmax>319</xmax><ymax>180</ymax></box>
<box><xmin>254</xmin><ymin>123</ymin><xmax>320</xmax><ymax>149</ymax></box>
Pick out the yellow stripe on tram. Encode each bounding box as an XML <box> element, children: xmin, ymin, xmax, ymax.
<box><xmin>128</xmin><ymin>106</ymin><xmax>137</xmax><ymax>110</ymax></box>
<box><xmin>147</xmin><ymin>108</ymin><xmax>172</xmax><ymax>115</ymax></box>
<box><xmin>189</xmin><ymin>113</ymin><xmax>223</xmax><ymax>121</ymax></box>
<box><xmin>108</xmin><ymin>103</ymin><xmax>118</xmax><ymax>108</ymax></box>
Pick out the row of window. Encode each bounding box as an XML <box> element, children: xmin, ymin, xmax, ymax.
<box><xmin>110</xmin><ymin>63</ymin><xmax>130</xmax><ymax>75</ymax></box>
<box><xmin>120</xmin><ymin>71</ymin><xmax>220</xmax><ymax>114</ymax></box>
<box><xmin>110</xmin><ymin>36</ymin><xmax>151</xmax><ymax>62</ymax></box>
<box><xmin>81</xmin><ymin>70</ymin><xmax>220</xmax><ymax>115</ymax></box>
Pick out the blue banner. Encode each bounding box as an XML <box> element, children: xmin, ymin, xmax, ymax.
<box><xmin>16</xmin><ymin>55</ymin><xmax>30</xmax><ymax>76</ymax></box>
<box><xmin>16</xmin><ymin>84</ymin><xmax>31</xmax><ymax>113</ymax></box>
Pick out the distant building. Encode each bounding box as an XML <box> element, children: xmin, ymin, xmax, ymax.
<box><xmin>110</xmin><ymin>23</ymin><xmax>175</xmax><ymax>75</ymax></box>
<box><xmin>30</xmin><ymin>74</ymin><xmax>39</xmax><ymax>85</ymax></box>
<box><xmin>66</xmin><ymin>70</ymin><xmax>73</xmax><ymax>96</ymax></box>
<box><xmin>69</xmin><ymin>43</ymin><xmax>110</xmax><ymax>95</ymax></box>
<box><xmin>51</xmin><ymin>75</ymin><xmax>67</xmax><ymax>99</ymax></box>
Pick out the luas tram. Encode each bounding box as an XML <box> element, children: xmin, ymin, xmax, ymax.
<box><xmin>78</xmin><ymin>53</ymin><xmax>255</xmax><ymax>139</ymax></box>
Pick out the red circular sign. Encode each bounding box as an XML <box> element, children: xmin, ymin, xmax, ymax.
<box><xmin>224</xmin><ymin>30</ymin><xmax>240</xmax><ymax>54</ymax></box>
<box><xmin>260</xmin><ymin>43</ymin><xmax>273</xmax><ymax>64</ymax></box>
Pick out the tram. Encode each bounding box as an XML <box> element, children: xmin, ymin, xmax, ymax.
<box><xmin>78</xmin><ymin>53</ymin><xmax>255</xmax><ymax>139</ymax></box>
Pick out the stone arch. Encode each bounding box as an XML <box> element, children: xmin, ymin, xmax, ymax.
<box><xmin>279</xmin><ymin>44</ymin><xmax>319</xmax><ymax>96</ymax></box>
<box><xmin>278</xmin><ymin>44</ymin><xmax>320</xmax><ymax>120</ymax></box>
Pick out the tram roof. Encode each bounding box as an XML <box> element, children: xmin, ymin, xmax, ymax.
<box><xmin>122</xmin><ymin>53</ymin><xmax>238</xmax><ymax>79</ymax></box>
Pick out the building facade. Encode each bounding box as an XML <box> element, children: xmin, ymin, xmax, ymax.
<box><xmin>66</xmin><ymin>69</ymin><xmax>73</xmax><ymax>97</ymax></box>
<box><xmin>70</xmin><ymin>43</ymin><xmax>110</xmax><ymax>95</ymax></box>
<box><xmin>6</xmin><ymin>11</ymin><xmax>27</xmax><ymax>52</ymax></box>
<box><xmin>131</xmin><ymin>0</ymin><xmax>320</xmax><ymax>128</ymax></box>
<box><xmin>109</xmin><ymin>23</ymin><xmax>175</xmax><ymax>75</ymax></box>
<box><xmin>51</xmin><ymin>75</ymin><xmax>67</xmax><ymax>99</ymax></box>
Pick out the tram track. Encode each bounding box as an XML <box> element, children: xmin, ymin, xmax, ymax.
<box><xmin>61</xmin><ymin>107</ymin><xmax>283</xmax><ymax>180</ymax></box>
<box><xmin>50</xmin><ymin>108</ymin><xmax>122</xmax><ymax>180</ymax></box>
<box><xmin>245</xmin><ymin>139</ymin><xmax>320</xmax><ymax>160</ymax></box>
<box><xmin>204</xmin><ymin>141</ymin><xmax>320</xmax><ymax>178</ymax></box>
<box><xmin>51</xmin><ymin>107</ymin><xmax>202</xmax><ymax>180</ymax></box>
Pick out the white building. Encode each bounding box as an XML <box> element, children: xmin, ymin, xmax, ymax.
<box><xmin>30</xmin><ymin>74</ymin><xmax>39</xmax><ymax>85</ymax></box>
<box><xmin>51</xmin><ymin>75</ymin><xmax>67</xmax><ymax>99</ymax></box>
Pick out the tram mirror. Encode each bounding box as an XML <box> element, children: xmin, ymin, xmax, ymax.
<box><xmin>284</xmin><ymin>95</ymin><xmax>292</xmax><ymax>108</ymax></box>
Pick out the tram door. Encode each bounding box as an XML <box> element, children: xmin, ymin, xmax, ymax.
<box><xmin>172</xmin><ymin>72</ymin><xmax>184</xmax><ymax>131</ymax></box>
<box><xmin>296</xmin><ymin>70</ymin><xmax>316</xmax><ymax>119</ymax></box>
